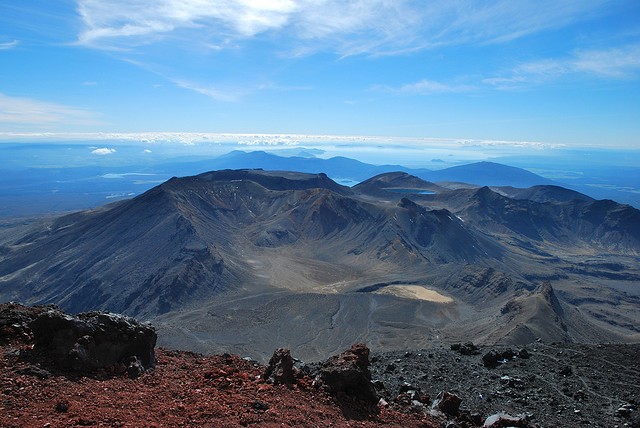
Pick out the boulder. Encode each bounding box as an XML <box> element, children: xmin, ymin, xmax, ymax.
<box><xmin>29</xmin><ymin>308</ymin><xmax>156</xmax><ymax>372</ymax></box>
<box><xmin>432</xmin><ymin>391</ymin><xmax>462</xmax><ymax>416</ymax></box>
<box><xmin>316</xmin><ymin>343</ymin><xmax>378</xmax><ymax>403</ymax></box>
<box><xmin>451</xmin><ymin>342</ymin><xmax>480</xmax><ymax>356</ymax></box>
<box><xmin>482</xmin><ymin>350</ymin><xmax>500</xmax><ymax>367</ymax></box>
<box><xmin>502</xmin><ymin>348</ymin><xmax>516</xmax><ymax>360</ymax></box>
<box><xmin>264</xmin><ymin>348</ymin><xmax>297</xmax><ymax>385</ymax></box>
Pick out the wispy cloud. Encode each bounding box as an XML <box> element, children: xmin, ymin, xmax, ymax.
<box><xmin>572</xmin><ymin>45</ymin><xmax>640</xmax><ymax>77</ymax></box>
<box><xmin>484</xmin><ymin>44</ymin><xmax>640</xmax><ymax>89</ymax></box>
<box><xmin>172</xmin><ymin>78</ymin><xmax>241</xmax><ymax>102</ymax></box>
<box><xmin>72</xmin><ymin>1</ymin><xmax>621</xmax><ymax>102</ymax></box>
<box><xmin>0</xmin><ymin>92</ymin><xmax>100</xmax><ymax>128</ymax></box>
<box><xmin>372</xmin><ymin>79</ymin><xmax>475</xmax><ymax>95</ymax></box>
<box><xmin>75</xmin><ymin>0</ymin><xmax>297</xmax><ymax>47</ymax></box>
<box><xmin>0</xmin><ymin>40</ymin><xmax>19</xmax><ymax>50</ymax></box>
<box><xmin>74</xmin><ymin>0</ymin><xmax>613</xmax><ymax>56</ymax></box>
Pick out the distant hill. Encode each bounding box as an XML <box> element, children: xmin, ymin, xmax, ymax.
<box><xmin>496</xmin><ymin>185</ymin><xmax>594</xmax><ymax>204</ymax></box>
<box><xmin>423</xmin><ymin>161</ymin><xmax>555</xmax><ymax>188</ymax></box>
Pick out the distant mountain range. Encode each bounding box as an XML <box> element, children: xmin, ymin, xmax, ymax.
<box><xmin>1</xmin><ymin>169</ymin><xmax>638</xmax><ymax>361</ymax></box>
<box><xmin>3</xmin><ymin>149</ymin><xmax>639</xmax><ymax>219</ymax></box>
<box><xmin>194</xmin><ymin>150</ymin><xmax>556</xmax><ymax>188</ymax></box>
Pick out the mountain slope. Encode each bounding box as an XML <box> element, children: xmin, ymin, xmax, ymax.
<box><xmin>1</xmin><ymin>169</ymin><xmax>639</xmax><ymax>360</ymax></box>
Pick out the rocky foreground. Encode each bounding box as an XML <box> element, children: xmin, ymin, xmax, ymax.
<box><xmin>1</xmin><ymin>303</ymin><xmax>638</xmax><ymax>428</ymax></box>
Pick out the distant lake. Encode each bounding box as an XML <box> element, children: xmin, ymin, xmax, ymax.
<box><xmin>386</xmin><ymin>188</ymin><xmax>436</xmax><ymax>195</ymax></box>
<box><xmin>333</xmin><ymin>178</ymin><xmax>361</xmax><ymax>187</ymax></box>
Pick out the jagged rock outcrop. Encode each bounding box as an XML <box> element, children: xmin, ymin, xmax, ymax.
<box><xmin>315</xmin><ymin>343</ymin><xmax>378</xmax><ymax>403</ymax></box>
<box><xmin>29</xmin><ymin>308</ymin><xmax>156</xmax><ymax>372</ymax></box>
<box><xmin>0</xmin><ymin>302</ymin><xmax>53</xmax><ymax>343</ymax></box>
<box><xmin>264</xmin><ymin>348</ymin><xmax>297</xmax><ymax>385</ymax></box>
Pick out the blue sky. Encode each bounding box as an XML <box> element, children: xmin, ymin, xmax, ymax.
<box><xmin>1</xmin><ymin>1</ymin><xmax>639</xmax><ymax>148</ymax></box>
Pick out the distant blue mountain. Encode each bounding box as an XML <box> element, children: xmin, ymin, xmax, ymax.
<box><xmin>0</xmin><ymin>149</ymin><xmax>628</xmax><ymax>218</ymax></box>
<box><xmin>423</xmin><ymin>161</ymin><xmax>555</xmax><ymax>188</ymax></box>
<box><xmin>188</xmin><ymin>150</ymin><xmax>407</xmax><ymax>181</ymax></box>
<box><xmin>200</xmin><ymin>151</ymin><xmax>554</xmax><ymax>189</ymax></box>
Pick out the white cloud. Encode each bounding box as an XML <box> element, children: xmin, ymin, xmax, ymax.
<box><xmin>0</xmin><ymin>92</ymin><xmax>100</xmax><ymax>127</ymax></box>
<box><xmin>74</xmin><ymin>0</ymin><xmax>613</xmax><ymax>56</ymax></box>
<box><xmin>484</xmin><ymin>44</ymin><xmax>640</xmax><ymax>89</ymax></box>
<box><xmin>91</xmin><ymin>147</ymin><xmax>116</xmax><ymax>155</ymax></box>
<box><xmin>373</xmin><ymin>79</ymin><xmax>475</xmax><ymax>95</ymax></box>
<box><xmin>0</xmin><ymin>40</ymin><xmax>19</xmax><ymax>50</ymax></box>
<box><xmin>76</xmin><ymin>0</ymin><xmax>297</xmax><ymax>46</ymax></box>
<box><xmin>0</xmin><ymin>131</ymin><xmax>562</xmax><ymax>151</ymax></box>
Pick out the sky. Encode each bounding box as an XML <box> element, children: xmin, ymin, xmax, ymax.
<box><xmin>1</xmin><ymin>1</ymin><xmax>639</xmax><ymax>148</ymax></box>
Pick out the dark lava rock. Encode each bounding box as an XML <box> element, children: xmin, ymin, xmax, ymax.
<box><xmin>518</xmin><ymin>348</ymin><xmax>530</xmax><ymax>359</ymax></box>
<box><xmin>264</xmin><ymin>348</ymin><xmax>297</xmax><ymax>385</ymax></box>
<box><xmin>17</xmin><ymin>365</ymin><xmax>51</xmax><ymax>379</ymax></box>
<box><xmin>616</xmin><ymin>403</ymin><xmax>634</xmax><ymax>417</ymax></box>
<box><xmin>370</xmin><ymin>343</ymin><xmax>640</xmax><ymax>428</ymax></box>
<box><xmin>482</xmin><ymin>350</ymin><xmax>500</xmax><ymax>367</ymax></box>
<box><xmin>29</xmin><ymin>308</ymin><xmax>156</xmax><ymax>372</ymax></box>
<box><xmin>316</xmin><ymin>343</ymin><xmax>377</xmax><ymax>403</ymax></box>
<box><xmin>502</xmin><ymin>348</ymin><xmax>516</xmax><ymax>360</ymax></box>
<box><xmin>451</xmin><ymin>342</ymin><xmax>480</xmax><ymax>356</ymax></box>
<box><xmin>432</xmin><ymin>391</ymin><xmax>462</xmax><ymax>416</ymax></box>
<box><xmin>0</xmin><ymin>303</ymin><xmax>54</xmax><ymax>343</ymax></box>
<box><xmin>126</xmin><ymin>356</ymin><xmax>145</xmax><ymax>379</ymax></box>
<box><xmin>252</xmin><ymin>400</ymin><xmax>269</xmax><ymax>412</ymax></box>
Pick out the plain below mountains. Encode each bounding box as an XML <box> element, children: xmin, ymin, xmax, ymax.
<box><xmin>0</xmin><ymin>169</ymin><xmax>638</xmax><ymax>361</ymax></box>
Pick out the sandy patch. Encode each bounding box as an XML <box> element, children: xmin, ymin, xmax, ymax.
<box><xmin>375</xmin><ymin>285</ymin><xmax>453</xmax><ymax>303</ymax></box>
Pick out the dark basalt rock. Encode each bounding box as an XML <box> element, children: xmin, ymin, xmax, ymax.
<box><xmin>0</xmin><ymin>302</ymin><xmax>54</xmax><ymax>343</ymax></box>
<box><xmin>482</xmin><ymin>350</ymin><xmax>500</xmax><ymax>367</ymax></box>
<box><xmin>316</xmin><ymin>343</ymin><xmax>378</xmax><ymax>403</ymax></box>
<box><xmin>29</xmin><ymin>308</ymin><xmax>156</xmax><ymax>372</ymax></box>
<box><xmin>432</xmin><ymin>391</ymin><xmax>462</xmax><ymax>416</ymax></box>
<box><xmin>264</xmin><ymin>348</ymin><xmax>297</xmax><ymax>385</ymax></box>
<box><xmin>451</xmin><ymin>342</ymin><xmax>480</xmax><ymax>356</ymax></box>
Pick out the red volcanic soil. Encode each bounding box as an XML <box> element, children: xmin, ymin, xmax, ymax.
<box><xmin>1</xmin><ymin>343</ymin><xmax>438</xmax><ymax>428</ymax></box>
